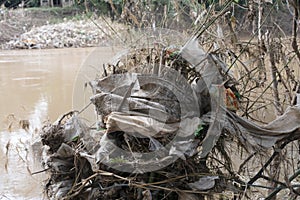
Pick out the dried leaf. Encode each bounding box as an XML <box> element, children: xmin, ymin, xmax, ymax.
<box><xmin>5</xmin><ymin>140</ymin><xmax>10</xmax><ymax>172</ymax></box>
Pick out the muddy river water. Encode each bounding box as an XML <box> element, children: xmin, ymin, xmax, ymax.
<box><xmin>0</xmin><ymin>47</ymin><xmax>115</xmax><ymax>199</ymax></box>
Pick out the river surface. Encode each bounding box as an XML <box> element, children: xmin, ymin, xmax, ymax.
<box><xmin>0</xmin><ymin>47</ymin><xmax>114</xmax><ymax>199</ymax></box>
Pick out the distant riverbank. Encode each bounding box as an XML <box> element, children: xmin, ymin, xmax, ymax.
<box><xmin>0</xmin><ymin>8</ymin><xmax>125</xmax><ymax>50</ymax></box>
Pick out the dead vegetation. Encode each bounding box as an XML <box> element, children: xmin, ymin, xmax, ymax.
<box><xmin>33</xmin><ymin>1</ymin><xmax>300</xmax><ymax>199</ymax></box>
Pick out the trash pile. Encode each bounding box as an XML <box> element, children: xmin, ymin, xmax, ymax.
<box><xmin>4</xmin><ymin>19</ymin><xmax>122</xmax><ymax>49</ymax></box>
<box><xmin>39</xmin><ymin>33</ymin><xmax>300</xmax><ymax>199</ymax></box>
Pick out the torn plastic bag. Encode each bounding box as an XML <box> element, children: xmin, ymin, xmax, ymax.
<box><xmin>181</xmin><ymin>38</ymin><xmax>224</xmax><ymax>86</ymax></box>
<box><xmin>50</xmin><ymin>157</ymin><xmax>74</xmax><ymax>173</ymax></box>
<box><xmin>169</xmin><ymin>139</ymin><xmax>199</xmax><ymax>160</ymax></box>
<box><xmin>181</xmin><ymin>38</ymin><xmax>226</xmax><ymax>158</ymax></box>
<box><xmin>48</xmin><ymin>180</ymin><xmax>73</xmax><ymax>200</ymax></box>
<box><xmin>90</xmin><ymin>92</ymin><xmax>179</xmax><ymax>123</ymax></box>
<box><xmin>64</xmin><ymin>115</ymin><xmax>89</xmax><ymax>142</ymax></box>
<box><xmin>105</xmin><ymin>112</ymin><xmax>178</xmax><ymax>137</ymax></box>
<box><xmin>55</xmin><ymin>143</ymin><xmax>74</xmax><ymax>158</ymax></box>
<box><xmin>198</xmin><ymin>85</ymin><xmax>226</xmax><ymax>158</ymax></box>
<box><xmin>81</xmin><ymin>129</ymin><xmax>104</xmax><ymax>154</ymax></box>
<box><xmin>226</xmin><ymin>106</ymin><xmax>300</xmax><ymax>148</ymax></box>
<box><xmin>149</xmin><ymin>137</ymin><xmax>166</xmax><ymax>151</ymax></box>
<box><xmin>188</xmin><ymin>176</ymin><xmax>219</xmax><ymax>191</ymax></box>
<box><xmin>90</xmin><ymin>70</ymin><xmax>200</xmax><ymax>121</ymax></box>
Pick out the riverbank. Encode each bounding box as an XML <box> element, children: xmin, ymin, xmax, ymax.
<box><xmin>1</xmin><ymin>5</ymin><xmax>295</xmax><ymax>50</ymax></box>
<box><xmin>0</xmin><ymin>8</ymin><xmax>125</xmax><ymax>50</ymax></box>
<box><xmin>3</xmin><ymin>18</ymin><xmax>123</xmax><ymax>49</ymax></box>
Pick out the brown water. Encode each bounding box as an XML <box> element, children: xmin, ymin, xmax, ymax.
<box><xmin>0</xmin><ymin>47</ymin><xmax>114</xmax><ymax>199</ymax></box>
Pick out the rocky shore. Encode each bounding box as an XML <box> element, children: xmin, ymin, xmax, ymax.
<box><xmin>0</xmin><ymin>8</ymin><xmax>124</xmax><ymax>50</ymax></box>
<box><xmin>3</xmin><ymin>19</ymin><xmax>123</xmax><ymax>49</ymax></box>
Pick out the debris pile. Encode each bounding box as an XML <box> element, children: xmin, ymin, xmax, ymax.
<box><xmin>4</xmin><ymin>19</ymin><xmax>122</xmax><ymax>49</ymax></box>
<box><xmin>39</xmin><ymin>33</ymin><xmax>300</xmax><ymax>199</ymax></box>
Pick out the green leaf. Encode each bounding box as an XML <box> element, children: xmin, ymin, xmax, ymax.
<box><xmin>72</xmin><ymin>136</ymin><xmax>79</xmax><ymax>142</ymax></box>
<box><xmin>234</xmin><ymin>91</ymin><xmax>241</xmax><ymax>100</ymax></box>
<box><xmin>98</xmin><ymin>127</ymin><xmax>107</xmax><ymax>131</ymax></box>
<box><xmin>194</xmin><ymin>124</ymin><xmax>204</xmax><ymax>137</ymax></box>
